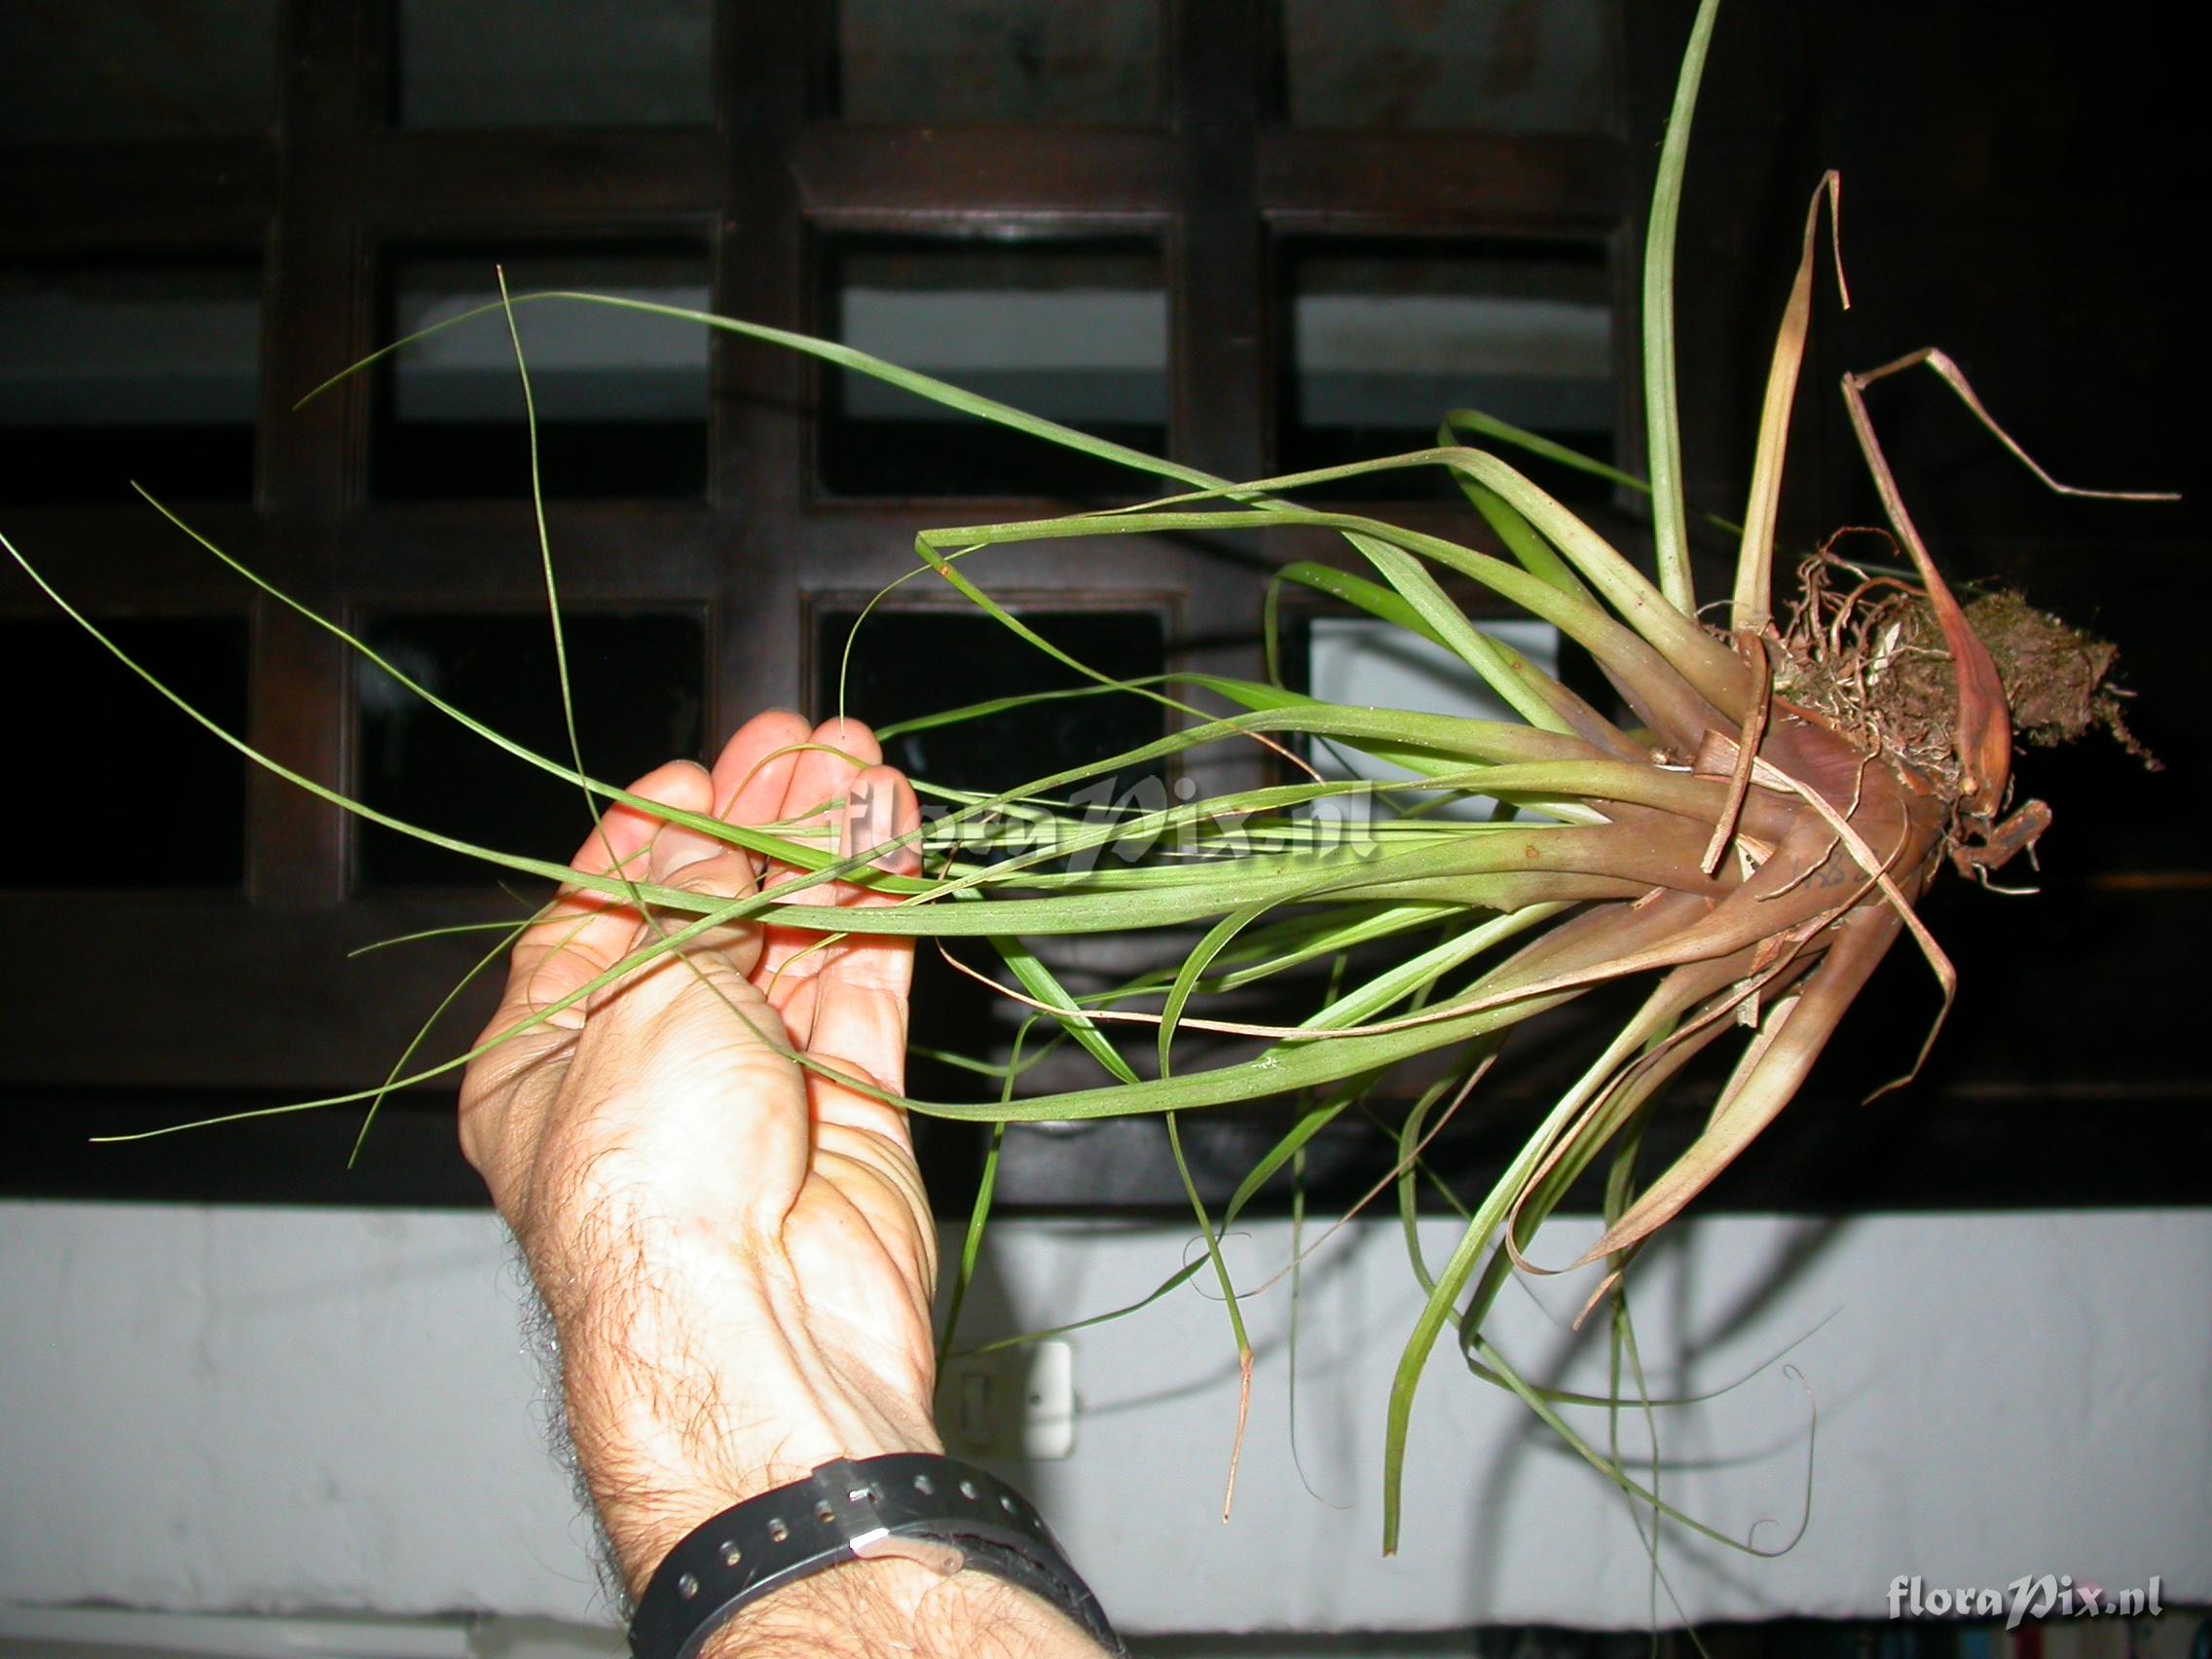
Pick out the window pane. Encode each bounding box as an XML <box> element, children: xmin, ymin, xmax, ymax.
<box><xmin>1307</xmin><ymin>615</ymin><xmax>1560</xmax><ymax>821</ymax></box>
<box><xmin>0</xmin><ymin>616</ymin><xmax>247</xmax><ymax>888</ymax></box>
<box><xmin>0</xmin><ymin>0</ymin><xmax>277</xmax><ymax>143</ymax></box>
<box><xmin>396</xmin><ymin>0</ymin><xmax>713</xmax><ymax>129</ymax></box>
<box><xmin>837</xmin><ymin>0</ymin><xmax>1161</xmax><ymax>125</ymax></box>
<box><xmin>0</xmin><ymin>260</ymin><xmax>260</xmax><ymax>507</ymax></box>
<box><xmin>354</xmin><ymin>612</ymin><xmax>706</xmax><ymax>887</ymax></box>
<box><xmin>1280</xmin><ymin>0</ymin><xmax>1614</xmax><ymax>132</ymax></box>
<box><xmin>821</xmin><ymin>240</ymin><xmax>1168</xmax><ymax>498</ymax></box>
<box><xmin>1278</xmin><ymin>239</ymin><xmax>1612</xmax><ymax>502</ymax></box>
<box><xmin>817</xmin><ymin>608</ymin><xmax>1166</xmax><ymax>800</ymax></box>
<box><xmin>374</xmin><ymin>251</ymin><xmax>710</xmax><ymax>501</ymax></box>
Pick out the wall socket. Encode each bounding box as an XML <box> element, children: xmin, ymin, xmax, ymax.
<box><xmin>938</xmin><ymin>1340</ymin><xmax>1075</xmax><ymax>1460</ymax></box>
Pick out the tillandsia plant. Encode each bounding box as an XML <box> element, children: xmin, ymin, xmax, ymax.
<box><xmin>2</xmin><ymin>0</ymin><xmax>2173</xmax><ymax>1562</ymax></box>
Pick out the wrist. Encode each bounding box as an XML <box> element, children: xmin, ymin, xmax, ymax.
<box><xmin>582</xmin><ymin>1403</ymin><xmax>945</xmax><ymax>1603</ymax></box>
<box><xmin>539</xmin><ymin>1233</ymin><xmax>940</xmax><ymax>1597</ymax></box>
<box><xmin>631</xmin><ymin>1456</ymin><xmax>1122</xmax><ymax>1659</ymax></box>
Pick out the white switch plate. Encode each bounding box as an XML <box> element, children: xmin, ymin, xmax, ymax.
<box><xmin>940</xmin><ymin>1339</ymin><xmax>1075</xmax><ymax>1460</ymax></box>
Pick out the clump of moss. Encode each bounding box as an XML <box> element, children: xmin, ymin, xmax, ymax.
<box><xmin>1962</xmin><ymin>591</ymin><xmax>2156</xmax><ymax>765</ymax></box>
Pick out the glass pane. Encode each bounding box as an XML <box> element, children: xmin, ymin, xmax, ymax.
<box><xmin>0</xmin><ymin>260</ymin><xmax>260</xmax><ymax>507</ymax></box>
<box><xmin>1280</xmin><ymin>0</ymin><xmax>1614</xmax><ymax>132</ymax></box>
<box><xmin>374</xmin><ymin>251</ymin><xmax>710</xmax><ymax>500</ymax></box>
<box><xmin>838</xmin><ymin>0</ymin><xmax>1161</xmax><ymax>125</ymax></box>
<box><xmin>821</xmin><ymin>240</ymin><xmax>1168</xmax><ymax>498</ymax></box>
<box><xmin>0</xmin><ymin>0</ymin><xmax>277</xmax><ymax>143</ymax></box>
<box><xmin>1279</xmin><ymin>239</ymin><xmax>1612</xmax><ymax>502</ymax></box>
<box><xmin>817</xmin><ymin>608</ymin><xmax>1166</xmax><ymax>800</ymax></box>
<box><xmin>396</xmin><ymin>0</ymin><xmax>713</xmax><ymax>129</ymax></box>
<box><xmin>1307</xmin><ymin>615</ymin><xmax>1560</xmax><ymax>821</ymax></box>
<box><xmin>355</xmin><ymin>612</ymin><xmax>706</xmax><ymax>887</ymax></box>
<box><xmin>0</xmin><ymin>616</ymin><xmax>247</xmax><ymax>887</ymax></box>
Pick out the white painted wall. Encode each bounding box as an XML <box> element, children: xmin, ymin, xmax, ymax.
<box><xmin>3</xmin><ymin>1201</ymin><xmax>2207</xmax><ymax>1637</ymax></box>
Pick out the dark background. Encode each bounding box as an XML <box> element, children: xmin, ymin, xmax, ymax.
<box><xmin>0</xmin><ymin>1</ymin><xmax>2201</xmax><ymax>1212</ymax></box>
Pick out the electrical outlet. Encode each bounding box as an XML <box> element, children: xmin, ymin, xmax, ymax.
<box><xmin>939</xmin><ymin>1340</ymin><xmax>1075</xmax><ymax>1460</ymax></box>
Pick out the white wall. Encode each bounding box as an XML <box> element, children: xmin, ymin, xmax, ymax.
<box><xmin>3</xmin><ymin>1201</ymin><xmax>2207</xmax><ymax>1636</ymax></box>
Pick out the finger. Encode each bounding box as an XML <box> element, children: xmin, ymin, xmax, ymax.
<box><xmin>760</xmin><ymin>717</ymin><xmax>884</xmax><ymax>892</ymax></box>
<box><xmin>573</xmin><ymin>782</ymin><xmax>795</xmax><ymax>1085</ymax></box>
<box><xmin>756</xmin><ymin>724</ymin><xmax>897</xmax><ymax>1039</ymax></box>
<box><xmin>801</xmin><ymin>763</ymin><xmax>921</xmax><ymax>1094</ymax></box>
<box><xmin>462</xmin><ymin>757</ymin><xmax>712</xmax><ymax>1199</ymax></box>
<box><xmin>605</xmin><ymin>757</ymin><xmax>770</xmax><ymax>989</ymax></box>
<box><xmin>500</xmin><ymin>759</ymin><xmax>713</xmax><ymax>1033</ymax></box>
<box><xmin>708</xmin><ymin>709</ymin><xmax>815</xmax><ymax>836</ymax></box>
<box><xmin>844</xmin><ymin>761</ymin><xmax>924</xmax><ymax>881</ymax></box>
<box><xmin>755</xmin><ymin>719</ymin><xmax>884</xmax><ymax>998</ymax></box>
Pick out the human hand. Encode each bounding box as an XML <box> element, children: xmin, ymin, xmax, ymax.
<box><xmin>458</xmin><ymin>710</ymin><xmax>940</xmax><ymax>1597</ymax></box>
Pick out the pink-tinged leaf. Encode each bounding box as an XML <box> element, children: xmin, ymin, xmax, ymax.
<box><xmin>1734</xmin><ymin>171</ymin><xmax>1845</xmax><ymax>633</ymax></box>
<box><xmin>1575</xmin><ymin>903</ymin><xmax>1904</xmax><ymax>1264</ymax></box>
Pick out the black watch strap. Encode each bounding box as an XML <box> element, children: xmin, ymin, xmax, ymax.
<box><xmin>628</xmin><ymin>1453</ymin><xmax>1124</xmax><ymax>1659</ymax></box>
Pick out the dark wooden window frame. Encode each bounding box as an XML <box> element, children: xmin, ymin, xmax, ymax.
<box><xmin>0</xmin><ymin>0</ymin><xmax>1628</xmax><ymax>1064</ymax></box>
<box><xmin>9</xmin><ymin>1</ymin><xmax>2201</xmax><ymax>1210</ymax></box>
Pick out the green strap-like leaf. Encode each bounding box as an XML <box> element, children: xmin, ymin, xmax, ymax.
<box><xmin>1641</xmin><ymin>0</ymin><xmax>1725</xmax><ymax>616</ymax></box>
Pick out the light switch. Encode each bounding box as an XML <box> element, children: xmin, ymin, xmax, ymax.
<box><xmin>939</xmin><ymin>1340</ymin><xmax>1076</xmax><ymax>1460</ymax></box>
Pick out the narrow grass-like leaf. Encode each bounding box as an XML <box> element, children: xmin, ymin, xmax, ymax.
<box><xmin>1641</xmin><ymin>0</ymin><xmax>1725</xmax><ymax>615</ymax></box>
<box><xmin>1164</xmin><ymin>1111</ymin><xmax>1255</xmax><ymax>1518</ymax></box>
<box><xmin>1444</xmin><ymin>410</ymin><xmax>1743</xmax><ymax>540</ymax></box>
